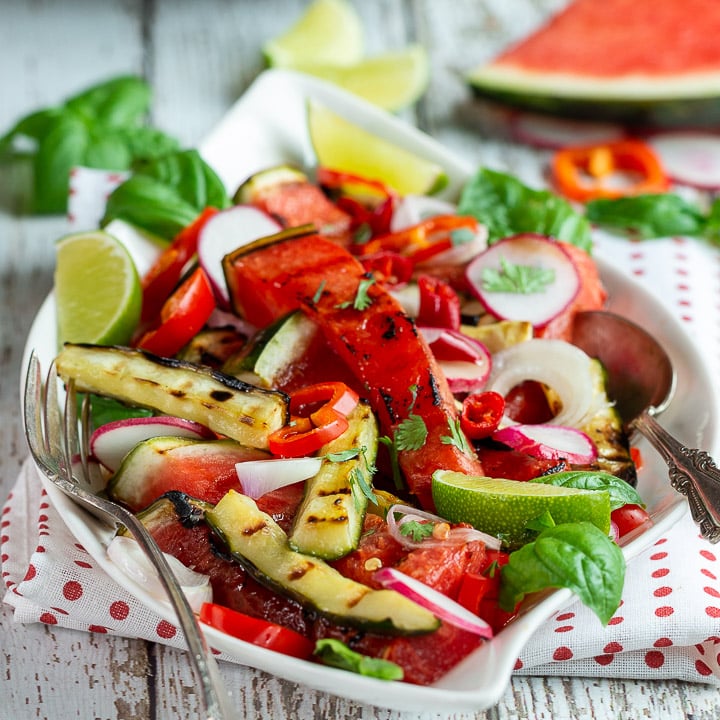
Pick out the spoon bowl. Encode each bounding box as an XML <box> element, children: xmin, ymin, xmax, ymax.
<box><xmin>572</xmin><ymin>309</ymin><xmax>720</xmax><ymax>543</ymax></box>
<box><xmin>572</xmin><ymin>310</ymin><xmax>676</xmax><ymax>426</ymax></box>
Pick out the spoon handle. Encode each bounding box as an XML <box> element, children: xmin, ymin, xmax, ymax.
<box><xmin>633</xmin><ymin>409</ymin><xmax>720</xmax><ymax>543</ymax></box>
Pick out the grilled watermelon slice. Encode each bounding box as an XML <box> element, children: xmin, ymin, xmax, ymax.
<box><xmin>467</xmin><ymin>0</ymin><xmax>720</xmax><ymax>127</ymax></box>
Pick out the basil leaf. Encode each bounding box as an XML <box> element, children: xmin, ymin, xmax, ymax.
<box><xmin>585</xmin><ymin>193</ymin><xmax>707</xmax><ymax>239</ymax></box>
<box><xmin>499</xmin><ymin>522</ymin><xmax>625</xmax><ymax>625</ymax></box>
<box><xmin>103</xmin><ymin>174</ymin><xmax>199</xmax><ymax>239</ymax></box>
<box><xmin>65</xmin><ymin>75</ymin><xmax>151</xmax><ymax>128</ymax></box>
<box><xmin>84</xmin><ymin>130</ymin><xmax>133</xmax><ymax>170</ymax></box>
<box><xmin>121</xmin><ymin>126</ymin><xmax>180</xmax><ymax>162</ymax></box>
<box><xmin>530</xmin><ymin>470</ymin><xmax>644</xmax><ymax>511</ymax></box>
<box><xmin>0</xmin><ymin>107</ymin><xmax>66</xmax><ymax>155</ymax></box>
<box><xmin>103</xmin><ymin>149</ymin><xmax>230</xmax><ymax>239</ymax></box>
<box><xmin>457</xmin><ymin>168</ymin><xmax>592</xmax><ymax>252</ymax></box>
<box><xmin>33</xmin><ymin>114</ymin><xmax>89</xmax><ymax>213</ymax></box>
<box><xmin>314</xmin><ymin>639</ymin><xmax>403</xmax><ymax>681</ymax></box>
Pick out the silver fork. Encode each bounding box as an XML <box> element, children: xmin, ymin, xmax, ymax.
<box><xmin>23</xmin><ymin>352</ymin><xmax>233</xmax><ymax>720</ymax></box>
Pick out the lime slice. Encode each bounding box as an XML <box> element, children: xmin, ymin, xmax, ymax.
<box><xmin>263</xmin><ymin>0</ymin><xmax>364</xmax><ymax>68</ymax></box>
<box><xmin>432</xmin><ymin>470</ymin><xmax>611</xmax><ymax>548</ymax></box>
<box><xmin>54</xmin><ymin>230</ymin><xmax>142</xmax><ymax>346</ymax></box>
<box><xmin>297</xmin><ymin>45</ymin><xmax>429</xmax><ymax>111</ymax></box>
<box><xmin>308</xmin><ymin>100</ymin><xmax>448</xmax><ymax>195</ymax></box>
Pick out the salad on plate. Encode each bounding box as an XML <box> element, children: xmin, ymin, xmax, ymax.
<box><xmin>22</xmin><ymin>71</ymin><xmax>700</xmax><ymax>710</ymax></box>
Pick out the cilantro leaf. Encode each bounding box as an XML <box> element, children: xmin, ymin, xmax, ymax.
<box><xmin>481</xmin><ymin>257</ymin><xmax>555</xmax><ymax>294</ymax></box>
<box><xmin>440</xmin><ymin>417</ymin><xmax>473</xmax><ymax>455</ymax></box>
<box><xmin>348</xmin><ymin>466</ymin><xmax>377</xmax><ymax>511</ymax></box>
<box><xmin>326</xmin><ymin>447</ymin><xmax>362</xmax><ymax>462</ymax></box>
<box><xmin>399</xmin><ymin>519</ymin><xmax>435</xmax><ymax>542</ymax></box>
<box><xmin>394</xmin><ymin>414</ymin><xmax>427</xmax><ymax>451</ymax></box>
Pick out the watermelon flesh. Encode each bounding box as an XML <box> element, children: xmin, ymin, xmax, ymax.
<box><xmin>467</xmin><ymin>0</ymin><xmax>720</xmax><ymax>126</ymax></box>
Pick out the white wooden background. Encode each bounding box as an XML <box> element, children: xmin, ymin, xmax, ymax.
<box><xmin>1</xmin><ymin>1</ymin><xmax>719</xmax><ymax>718</ymax></box>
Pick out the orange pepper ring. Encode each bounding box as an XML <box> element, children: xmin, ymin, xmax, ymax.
<box><xmin>552</xmin><ymin>139</ymin><xmax>668</xmax><ymax>202</ymax></box>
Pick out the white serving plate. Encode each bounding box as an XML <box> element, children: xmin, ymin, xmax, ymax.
<box><xmin>21</xmin><ymin>69</ymin><xmax>719</xmax><ymax>713</ymax></box>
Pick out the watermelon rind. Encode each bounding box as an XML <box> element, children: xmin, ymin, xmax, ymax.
<box><xmin>466</xmin><ymin>66</ymin><xmax>720</xmax><ymax>127</ymax></box>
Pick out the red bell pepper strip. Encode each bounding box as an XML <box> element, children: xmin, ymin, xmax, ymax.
<box><xmin>416</xmin><ymin>275</ymin><xmax>461</xmax><ymax>330</ymax></box>
<box><xmin>317</xmin><ymin>167</ymin><xmax>395</xmax><ymax>202</ymax></box>
<box><xmin>289</xmin><ymin>381</ymin><xmax>359</xmax><ymax>421</ymax></box>
<box><xmin>356</xmin><ymin>215</ymin><xmax>479</xmax><ymax>265</ymax></box>
<box><xmin>552</xmin><ymin>139</ymin><xmax>669</xmax><ymax>203</ymax></box>
<box><xmin>140</xmin><ymin>206</ymin><xmax>219</xmax><ymax>322</ymax></box>
<box><xmin>268</xmin><ymin>408</ymin><xmax>349</xmax><ymax>458</ymax></box>
<box><xmin>360</xmin><ymin>251</ymin><xmax>414</xmax><ymax>287</ymax></box>
<box><xmin>460</xmin><ymin>391</ymin><xmax>505</xmax><ymax>440</ymax></box>
<box><xmin>223</xmin><ymin>232</ymin><xmax>485</xmax><ymax>509</ymax></box>
<box><xmin>136</xmin><ymin>267</ymin><xmax>216</xmax><ymax>357</ymax></box>
<box><xmin>199</xmin><ymin>602</ymin><xmax>314</xmax><ymax>659</ymax></box>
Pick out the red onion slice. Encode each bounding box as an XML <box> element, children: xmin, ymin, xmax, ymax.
<box><xmin>235</xmin><ymin>457</ymin><xmax>323</xmax><ymax>499</ymax></box>
<box><xmin>510</xmin><ymin>112</ymin><xmax>625</xmax><ymax>150</ymax></box>
<box><xmin>374</xmin><ymin>567</ymin><xmax>494</xmax><ymax>639</ymax></box>
<box><xmin>465</xmin><ymin>234</ymin><xmax>580</xmax><ymax>329</ymax></box>
<box><xmin>492</xmin><ymin>423</ymin><xmax>598</xmax><ymax>465</ymax></box>
<box><xmin>390</xmin><ymin>194</ymin><xmax>457</xmax><ymax>232</ymax></box>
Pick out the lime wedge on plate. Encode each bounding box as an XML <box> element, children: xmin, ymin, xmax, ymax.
<box><xmin>297</xmin><ymin>45</ymin><xmax>429</xmax><ymax>111</ymax></box>
<box><xmin>432</xmin><ymin>470</ymin><xmax>611</xmax><ymax>548</ymax></box>
<box><xmin>308</xmin><ymin>100</ymin><xmax>448</xmax><ymax>195</ymax></box>
<box><xmin>54</xmin><ymin>230</ymin><xmax>142</xmax><ymax>346</ymax></box>
<box><xmin>263</xmin><ymin>0</ymin><xmax>364</xmax><ymax>68</ymax></box>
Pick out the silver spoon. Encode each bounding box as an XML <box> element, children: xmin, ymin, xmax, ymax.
<box><xmin>572</xmin><ymin>310</ymin><xmax>720</xmax><ymax>543</ymax></box>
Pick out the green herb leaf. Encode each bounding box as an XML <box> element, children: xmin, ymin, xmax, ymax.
<box><xmin>524</xmin><ymin>510</ymin><xmax>556</xmax><ymax>533</ymax></box>
<box><xmin>102</xmin><ymin>149</ymin><xmax>230</xmax><ymax>239</ymax></box>
<box><xmin>398</xmin><ymin>519</ymin><xmax>435</xmax><ymax>542</ymax></box>
<box><xmin>457</xmin><ymin>168</ymin><xmax>592</xmax><ymax>251</ymax></box>
<box><xmin>440</xmin><ymin>417</ymin><xmax>473</xmax><ymax>455</ymax></box>
<box><xmin>311</xmin><ymin>279</ymin><xmax>327</xmax><ymax>304</ymax></box>
<box><xmin>450</xmin><ymin>227</ymin><xmax>475</xmax><ymax>246</ymax></box>
<box><xmin>530</xmin><ymin>470</ymin><xmax>644</xmax><ymax>511</ymax></box>
<box><xmin>378</xmin><ymin>436</ymin><xmax>404</xmax><ymax>490</ymax></box>
<box><xmin>394</xmin><ymin>414</ymin><xmax>427</xmax><ymax>451</ymax></box>
<box><xmin>481</xmin><ymin>256</ymin><xmax>555</xmax><ymax>294</ymax></box>
<box><xmin>348</xmin><ymin>466</ymin><xmax>377</xmax><ymax>510</ymax></box>
<box><xmin>314</xmin><ymin>639</ymin><xmax>404</xmax><ymax>681</ymax></box>
<box><xmin>326</xmin><ymin>447</ymin><xmax>362</xmax><ymax>462</ymax></box>
<box><xmin>499</xmin><ymin>521</ymin><xmax>625</xmax><ymax>625</ymax></box>
<box><xmin>585</xmin><ymin>193</ymin><xmax>707</xmax><ymax>239</ymax></box>
<box><xmin>353</xmin><ymin>276</ymin><xmax>376</xmax><ymax>310</ymax></box>
<box><xmin>64</xmin><ymin>76</ymin><xmax>151</xmax><ymax>128</ymax></box>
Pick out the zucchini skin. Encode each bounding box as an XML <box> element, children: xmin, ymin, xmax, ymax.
<box><xmin>289</xmin><ymin>401</ymin><xmax>378</xmax><ymax>560</ymax></box>
<box><xmin>55</xmin><ymin>343</ymin><xmax>289</xmax><ymax>450</ymax></box>
<box><xmin>206</xmin><ymin>490</ymin><xmax>439</xmax><ymax>635</ymax></box>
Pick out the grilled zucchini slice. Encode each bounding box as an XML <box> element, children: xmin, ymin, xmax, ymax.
<box><xmin>55</xmin><ymin>343</ymin><xmax>288</xmax><ymax>450</ymax></box>
<box><xmin>206</xmin><ymin>490</ymin><xmax>439</xmax><ymax>635</ymax></box>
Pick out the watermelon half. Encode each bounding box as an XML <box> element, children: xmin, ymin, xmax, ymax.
<box><xmin>467</xmin><ymin>0</ymin><xmax>720</xmax><ymax>127</ymax></box>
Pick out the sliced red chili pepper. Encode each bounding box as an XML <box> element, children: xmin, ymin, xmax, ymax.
<box><xmin>199</xmin><ymin>602</ymin><xmax>313</xmax><ymax>659</ymax></box>
<box><xmin>268</xmin><ymin>408</ymin><xmax>349</xmax><ymax>458</ymax></box>
<box><xmin>289</xmin><ymin>381</ymin><xmax>359</xmax><ymax>421</ymax></box>
<box><xmin>357</xmin><ymin>215</ymin><xmax>479</xmax><ymax>265</ymax></box>
<box><xmin>141</xmin><ymin>206</ymin><xmax>219</xmax><ymax>322</ymax></box>
<box><xmin>136</xmin><ymin>267</ymin><xmax>216</xmax><ymax>357</ymax></box>
<box><xmin>360</xmin><ymin>251</ymin><xmax>414</xmax><ymax>287</ymax></box>
<box><xmin>460</xmin><ymin>391</ymin><xmax>505</xmax><ymax>440</ymax></box>
<box><xmin>456</xmin><ymin>572</ymin><xmax>491</xmax><ymax>615</ymax></box>
<box><xmin>417</xmin><ymin>274</ymin><xmax>461</xmax><ymax>330</ymax></box>
<box><xmin>317</xmin><ymin>167</ymin><xmax>394</xmax><ymax>203</ymax></box>
<box><xmin>552</xmin><ymin>139</ymin><xmax>669</xmax><ymax>203</ymax></box>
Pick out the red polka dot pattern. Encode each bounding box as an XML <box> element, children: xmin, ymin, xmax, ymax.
<box><xmin>156</xmin><ymin>620</ymin><xmax>177</xmax><ymax>639</ymax></box>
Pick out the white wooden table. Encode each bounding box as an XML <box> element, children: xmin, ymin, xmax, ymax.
<box><xmin>1</xmin><ymin>1</ymin><xmax>719</xmax><ymax>718</ymax></box>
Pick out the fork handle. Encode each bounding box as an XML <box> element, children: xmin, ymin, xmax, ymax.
<box><xmin>633</xmin><ymin>409</ymin><xmax>720</xmax><ymax>543</ymax></box>
<box><xmin>120</xmin><ymin>510</ymin><xmax>234</xmax><ymax>719</ymax></box>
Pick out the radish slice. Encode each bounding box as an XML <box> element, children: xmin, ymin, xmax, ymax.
<box><xmin>492</xmin><ymin>424</ymin><xmax>598</xmax><ymax>465</ymax></box>
<box><xmin>390</xmin><ymin>194</ymin><xmax>457</xmax><ymax>232</ymax></box>
<box><xmin>235</xmin><ymin>457</ymin><xmax>323</xmax><ymax>499</ymax></box>
<box><xmin>419</xmin><ymin>327</ymin><xmax>491</xmax><ymax>394</ymax></box>
<box><xmin>465</xmin><ymin>234</ymin><xmax>580</xmax><ymax>329</ymax></box>
<box><xmin>386</xmin><ymin>504</ymin><xmax>501</xmax><ymax>551</ymax></box>
<box><xmin>511</xmin><ymin>112</ymin><xmax>625</xmax><ymax>150</ymax></box>
<box><xmin>486</xmin><ymin>338</ymin><xmax>602</xmax><ymax>429</ymax></box>
<box><xmin>647</xmin><ymin>131</ymin><xmax>720</xmax><ymax>189</ymax></box>
<box><xmin>107</xmin><ymin>535</ymin><xmax>212</xmax><ymax>611</ymax></box>
<box><xmin>90</xmin><ymin>416</ymin><xmax>214</xmax><ymax>471</ymax></box>
<box><xmin>374</xmin><ymin>567</ymin><xmax>493</xmax><ymax>639</ymax></box>
<box><xmin>197</xmin><ymin>205</ymin><xmax>282</xmax><ymax>303</ymax></box>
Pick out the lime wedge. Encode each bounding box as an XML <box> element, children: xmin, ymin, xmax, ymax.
<box><xmin>432</xmin><ymin>470</ymin><xmax>611</xmax><ymax>548</ymax></box>
<box><xmin>297</xmin><ymin>45</ymin><xmax>429</xmax><ymax>111</ymax></box>
<box><xmin>263</xmin><ymin>0</ymin><xmax>364</xmax><ymax>68</ymax></box>
<box><xmin>54</xmin><ymin>230</ymin><xmax>142</xmax><ymax>346</ymax></box>
<box><xmin>308</xmin><ymin>100</ymin><xmax>448</xmax><ymax>195</ymax></box>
